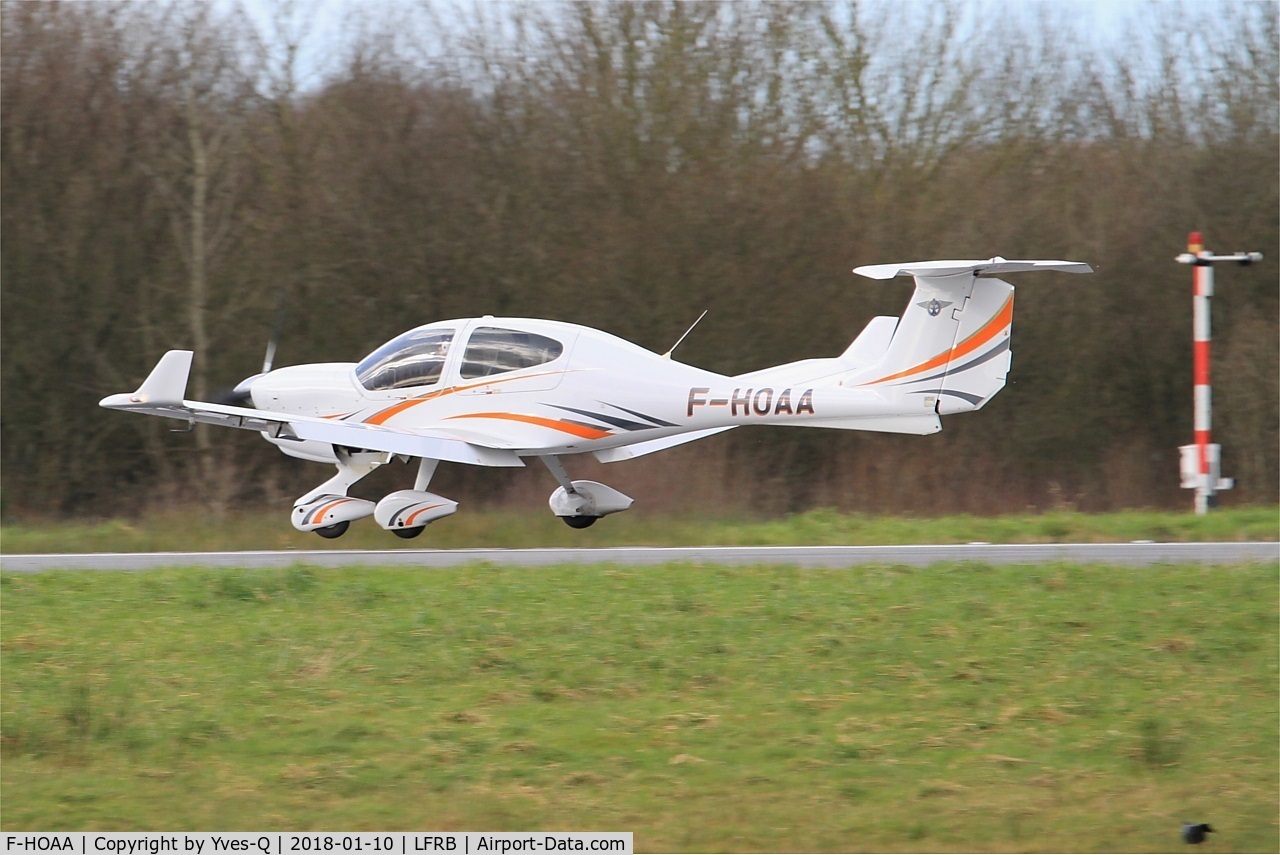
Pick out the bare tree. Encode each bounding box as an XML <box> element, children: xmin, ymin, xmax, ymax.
<box><xmin>2</xmin><ymin>0</ymin><xmax>1275</xmax><ymax>516</ymax></box>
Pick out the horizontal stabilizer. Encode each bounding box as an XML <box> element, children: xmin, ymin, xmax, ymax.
<box><xmin>854</xmin><ymin>257</ymin><xmax>1092</xmax><ymax>280</ymax></box>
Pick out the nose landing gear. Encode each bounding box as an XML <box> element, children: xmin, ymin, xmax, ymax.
<box><xmin>541</xmin><ymin>456</ymin><xmax>633</xmax><ymax>529</ymax></box>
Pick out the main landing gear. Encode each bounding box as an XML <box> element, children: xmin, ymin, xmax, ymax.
<box><xmin>291</xmin><ymin>452</ymin><xmax>456</xmax><ymax>540</ymax></box>
<box><xmin>313</xmin><ymin>520</ymin><xmax>351</xmax><ymax>539</ymax></box>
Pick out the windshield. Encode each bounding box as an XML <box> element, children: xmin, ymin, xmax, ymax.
<box><xmin>355</xmin><ymin>327</ymin><xmax>455</xmax><ymax>391</ymax></box>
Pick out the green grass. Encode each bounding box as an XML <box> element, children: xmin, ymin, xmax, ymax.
<box><xmin>2</xmin><ymin>506</ymin><xmax>1276</xmax><ymax>553</ymax></box>
<box><xmin>2</xmin><ymin>561</ymin><xmax>1277</xmax><ymax>852</ymax></box>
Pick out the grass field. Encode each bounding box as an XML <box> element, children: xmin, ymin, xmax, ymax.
<box><xmin>2</xmin><ymin>559</ymin><xmax>1276</xmax><ymax>852</ymax></box>
<box><xmin>2</xmin><ymin>505</ymin><xmax>1277</xmax><ymax>553</ymax></box>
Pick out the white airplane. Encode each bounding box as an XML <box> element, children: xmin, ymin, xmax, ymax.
<box><xmin>101</xmin><ymin>257</ymin><xmax>1091</xmax><ymax>538</ymax></box>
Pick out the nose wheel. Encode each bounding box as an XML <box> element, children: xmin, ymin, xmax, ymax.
<box><xmin>392</xmin><ymin>525</ymin><xmax>426</xmax><ymax>539</ymax></box>
<box><xmin>541</xmin><ymin>456</ymin><xmax>633</xmax><ymax>529</ymax></box>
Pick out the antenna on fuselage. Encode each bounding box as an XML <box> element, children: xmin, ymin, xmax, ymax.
<box><xmin>663</xmin><ymin>310</ymin><xmax>708</xmax><ymax>360</ymax></box>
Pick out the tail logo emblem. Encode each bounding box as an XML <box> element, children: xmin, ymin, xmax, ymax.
<box><xmin>918</xmin><ymin>298</ymin><xmax>954</xmax><ymax>317</ymax></box>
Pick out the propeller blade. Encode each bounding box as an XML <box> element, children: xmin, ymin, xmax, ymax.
<box><xmin>262</xmin><ymin>338</ymin><xmax>278</xmax><ymax>375</ymax></box>
<box><xmin>262</xmin><ymin>288</ymin><xmax>289</xmax><ymax>374</ymax></box>
<box><xmin>210</xmin><ymin>386</ymin><xmax>253</xmax><ymax>407</ymax></box>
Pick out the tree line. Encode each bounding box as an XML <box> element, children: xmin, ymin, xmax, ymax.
<box><xmin>2</xmin><ymin>0</ymin><xmax>1276</xmax><ymax>519</ymax></box>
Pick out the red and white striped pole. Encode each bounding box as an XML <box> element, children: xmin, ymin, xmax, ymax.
<box><xmin>1190</xmin><ymin>232</ymin><xmax>1214</xmax><ymax>514</ymax></box>
<box><xmin>1175</xmin><ymin>233</ymin><xmax>1262</xmax><ymax>514</ymax></box>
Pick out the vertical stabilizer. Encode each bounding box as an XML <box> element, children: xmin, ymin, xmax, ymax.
<box><xmin>847</xmin><ymin>258</ymin><xmax>1091</xmax><ymax>414</ymax></box>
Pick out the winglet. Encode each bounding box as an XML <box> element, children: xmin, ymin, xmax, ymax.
<box><xmin>100</xmin><ymin>350</ymin><xmax>193</xmax><ymax>409</ymax></box>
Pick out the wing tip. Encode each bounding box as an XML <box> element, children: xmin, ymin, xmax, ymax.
<box><xmin>101</xmin><ymin>350</ymin><xmax>194</xmax><ymax>409</ymax></box>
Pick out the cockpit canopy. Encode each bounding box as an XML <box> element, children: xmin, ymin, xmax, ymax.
<box><xmin>459</xmin><ymin>327</ymin><xmax>563</xmax><ymax>379</ymax></box>
<box><xmin>356</xmin><ymin>327</ymin><xmax>455</xmax><ymax>391</ymax></box>
<box><xmin>355</xmin><ymin>324</ymin><xmax>565</xmax><ymax>392</ymax></box>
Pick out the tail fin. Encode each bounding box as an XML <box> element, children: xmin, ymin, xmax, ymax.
<box><xmin>846</xmin><ymin>257</ymin><xmax>1092</xmax><ymax>414</ymax></box>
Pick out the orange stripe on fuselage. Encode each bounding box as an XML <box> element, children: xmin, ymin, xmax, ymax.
<box><xmin>361</xmin><ymin>370</ymin><xmax>566</xmax><ymax>426</ymax></box>
<box><xmin>446</xmin><ymin>412</ymin><xmax>611</xmax><ymax>440</ymax></box>
<box><xmin>861</xmin><ymin>294</ymin><xmax>1013</xmax><ymax>386</ymax></box>
<box><xmin>363</xmin><ymin>395</ymin><xmax>436</xmax><ymax>426</ymax></box>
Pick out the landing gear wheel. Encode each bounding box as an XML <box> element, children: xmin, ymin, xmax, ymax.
<box><xmin>314</xmin><ymin>520</ymin><xmax>350</xmax><ymax>539</ymax></box>
<box><xmin>392</xmin><ymin>525</ymin><xmax>425</xmax><ymax>539</ymax></box>
<box><xmin>562</xmin><ymin>515</ymin><xmax>598</xmax><ymax>529</ymax></box>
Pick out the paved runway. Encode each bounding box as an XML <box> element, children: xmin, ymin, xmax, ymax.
<box><xmin>2</xmin><ymin>542</ymin><xmax>1276</xmax><ymax>572</ymax></box>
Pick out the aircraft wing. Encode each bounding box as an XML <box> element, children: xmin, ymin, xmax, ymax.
<box><xmin>593</xmin><ymin>426</ymin><xmax>736</xmax><ymax>463</ymax></box>
<box><xmin>99</xmin><ymin>350</ymin><xmax>525</xmax><ymax>467</ymax></box>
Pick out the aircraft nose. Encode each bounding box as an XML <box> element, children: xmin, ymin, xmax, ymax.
<box><xmin>247</xmin><ymin>371</ymin><xmax>282</xmax><ymax>409</ymax></box>
<box><xmin>247</xmin><ymin>363</ymin><xmax>364</xmax><ymax>417</ymax></box>
<box><xmin>210</xmin><ymin>372</ymin><xmax>265</xmax><ymax>407</ymax></box>
<box><xmin>233</xmin><ymin>372</ymin><xmax>266</xmax><ymax>404</ymax></box>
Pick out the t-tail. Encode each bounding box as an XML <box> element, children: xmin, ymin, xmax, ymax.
<box><xmin>843</xmin><ymin>257</ymin><xmax>1092</xmax><ymax>414</ymax></box>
